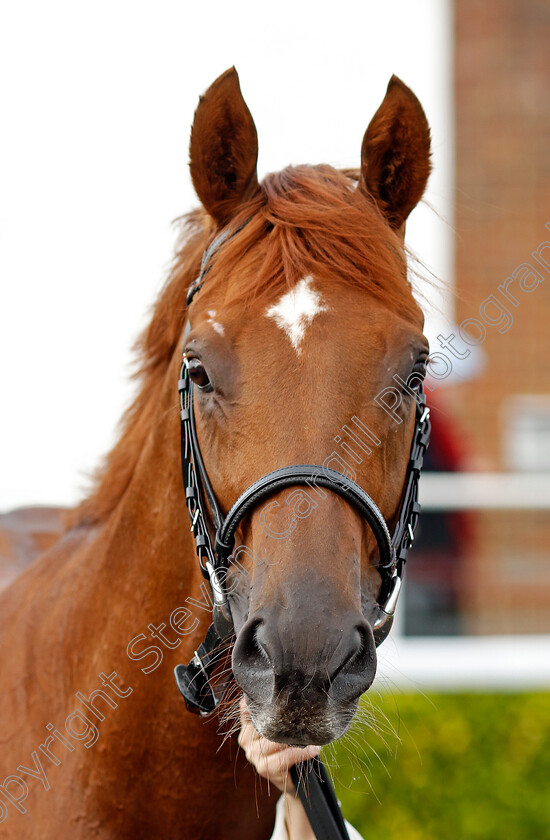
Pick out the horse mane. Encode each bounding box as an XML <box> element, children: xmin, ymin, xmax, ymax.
<box><xmin>71</xmin><ymin>165</ymin><xmax>421</xmax><ymax>528</ymax></box>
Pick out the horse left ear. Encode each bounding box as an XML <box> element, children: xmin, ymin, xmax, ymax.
<box><xmin>359</xmin><ymin>76</ymin><xmax>431</xmax><ymax>232</ymax></box>
<box><xmin>189</xmin><ymin>67</ymin><xmax>260</xmax><ymax>226</ymax></box>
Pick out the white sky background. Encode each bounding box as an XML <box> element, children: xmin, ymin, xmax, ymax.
<box><xmin>0</xmin><ymin>0</ymin><xmax>453</xmax><ymax>509</ymax></box>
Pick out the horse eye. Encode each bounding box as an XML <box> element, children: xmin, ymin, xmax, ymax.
<box><xmin>187</xmin><ymin>358</ymin><xmax>211</xmax><ymax>390</ymax></box>
<box><xmin>409</xmin><ymin>356</ymin><xmax>428</xmax><ymax>390</ymax></box>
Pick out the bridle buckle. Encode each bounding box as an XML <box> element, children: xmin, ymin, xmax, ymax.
<box><xmin>372</xmin><ymin>573</ymin><xmax>402</xmax><ymax>646</ymax></box>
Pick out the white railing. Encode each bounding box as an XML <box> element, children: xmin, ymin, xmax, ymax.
<box><xmin>419</xmin><ymin>471</ymin><xmax>550</xmax><ymax>510</ymax></box>
<box><xmin>375</xmin><ymin>473</ymin><xmax>550</xmax><ymax>691</ymax></box>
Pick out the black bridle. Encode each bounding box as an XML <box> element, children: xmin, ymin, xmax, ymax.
<box><xmin>175</xmin><ymin>225</ymin><xmax>431</xmax><ymax>715</ymax></box>
<box><xmin>173</xmin><ymin>226</ymin><xmax>431</xmax><ymax>839</ymax></box>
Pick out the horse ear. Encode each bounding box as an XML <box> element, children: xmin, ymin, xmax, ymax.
<box><xmin>189</xmin><ymin>67</ymin><xmax>260</xmax><ymax>226</ymax></box>
<box><xmin>359</xmin><ymin>76</ymin><xmax>431</xmax><ymax>231</ymax></box>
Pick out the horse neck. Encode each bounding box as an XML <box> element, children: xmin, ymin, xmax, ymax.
<box><xmin>10</xmin><ymin>349</ymin><xmax>272</xmax><ymax>838</ymax></box>
<box><xmin>80</xmin><ymin>347</ymin><xmax>206</xmax><ymax>658</ymax></box>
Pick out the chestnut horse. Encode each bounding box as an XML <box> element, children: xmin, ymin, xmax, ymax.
<box><xmin>0</xmin><ymin>68</ymin><xmax>431</xmax><ymax>838</ymax></box>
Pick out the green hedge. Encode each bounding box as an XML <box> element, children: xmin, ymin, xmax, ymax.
<box><xmin>328</xmin><ymin>693</ymin><xmax>550</xmax><ymax>840</ymax></box>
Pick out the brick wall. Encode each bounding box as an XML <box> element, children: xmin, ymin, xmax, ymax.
<box><xmin>452</xmin><ymin>0</ymin><xmax>550</xmax><ymax>633</ymax></box>
<box><xmin>454</xmin><ymin>0</ymin><xmax>550</xmax><ymax>459</ymax></box>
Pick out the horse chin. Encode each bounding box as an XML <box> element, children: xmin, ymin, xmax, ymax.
<box><xmin>244</xmin><ymin>694</ymin><xmax>359</xmax><ymax>747</ymax></box>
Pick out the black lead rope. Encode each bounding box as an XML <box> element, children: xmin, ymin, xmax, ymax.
<box><xmin>174</xmin><ymin>224</ymin><xmax>431</xmax><ymax>840</ymax></box>
<box><xmin>290</xmin><ymin>759</ymin><xmax>351</xmax><ymax>840</ymax></box>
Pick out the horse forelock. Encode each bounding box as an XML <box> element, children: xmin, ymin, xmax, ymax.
<box><xmin>70</xmin><ymin>164</ymin><xmax>423</xmax><ymax>528</ymax></box>
<box><xmin>206</xmin><ymin>165</ymin><xmax>421</xmax><ymax>319</ymax></box>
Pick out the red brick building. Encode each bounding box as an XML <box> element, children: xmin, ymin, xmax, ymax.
<box><xmin>438</xmin><ymin>1</ymin><xmax>550</xmax><ymax>634</ymax></box>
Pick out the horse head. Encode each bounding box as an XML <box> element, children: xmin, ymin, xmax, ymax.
<box><xmin>184</xmin><ymin>68</ymin><xmax>431</xmax><ymax>747</ymax></box>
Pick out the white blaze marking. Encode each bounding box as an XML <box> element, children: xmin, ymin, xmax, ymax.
<box><xmin>265</xmin><ymin>276</ymin><xmax>327</xmax><ymax>354</ymax></box>
<box><xmin>206</xmin><ymin>309</ymin><xmax>224</xmax><ymax>336</ymax></box>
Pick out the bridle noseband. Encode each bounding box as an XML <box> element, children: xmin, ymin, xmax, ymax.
<box><xmin>174</xmin><ymin>225</ymin><xmax>431</xmax><ymax>717</ymax></box>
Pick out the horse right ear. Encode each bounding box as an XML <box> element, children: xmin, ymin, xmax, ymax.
<box><xmin>359</xmin><ymin>76</ymin><xmax>431</xmax><ymax>232</ymax></box>
<box><xmin>189</xmin><ymin>68</ymin><xmax>260</xmax><ymax>226</ymax></box>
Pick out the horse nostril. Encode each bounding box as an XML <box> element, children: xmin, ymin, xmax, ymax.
<box><xmin>327</xmin><ymin>621</ymin><xmax>377</xmax><ymax>699</ymax></box>
<box><xmin>233</xmin><ymin>618</ymin><xmax>262</xmax><ymax>667</ymax></box>
<box><xmin>328</xmin><ymin>627</ymin><xmax>363</xmax><ymax>683</ymax></box>
<box><xmin>252</xmin><ymin>621</ymin><xmax>273</xmax><ymax>666</ymax></box>
<box><xmin>232</xmin><ymin>618</ymin><xmax>275</xmax><ymax>703</ymax></box>
<box><xmin>233</xmin><ymin>612</ymin><xmax>377</xmax><ymax>707</ymax></box>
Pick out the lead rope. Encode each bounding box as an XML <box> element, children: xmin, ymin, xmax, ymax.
<box><xmin>290</xmin><ymin>759</ymin><xmax>351</xmax><ymax>840</ymax></box>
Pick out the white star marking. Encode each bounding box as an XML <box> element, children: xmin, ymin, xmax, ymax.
<box><xmin>265</xmin><ymin>276</ymin><xmax>327</xmax><ymax>355</ymax></box>
<box><xmin>207</xmin><ymin>310</ymin><xmax>224</xmax><ymax>336</ymax></box>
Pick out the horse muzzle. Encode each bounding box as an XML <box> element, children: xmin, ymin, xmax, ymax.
<box><xmin>232</xmin><ymin>603</ymin><xmax>377</xmax><ymax>745</ymax></box>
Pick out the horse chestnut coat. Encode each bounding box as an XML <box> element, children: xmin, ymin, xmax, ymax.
<box><xmin>0</xmin><ymin>68</ymin><xmax>431</xmax><ymax>839</ymax></box>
